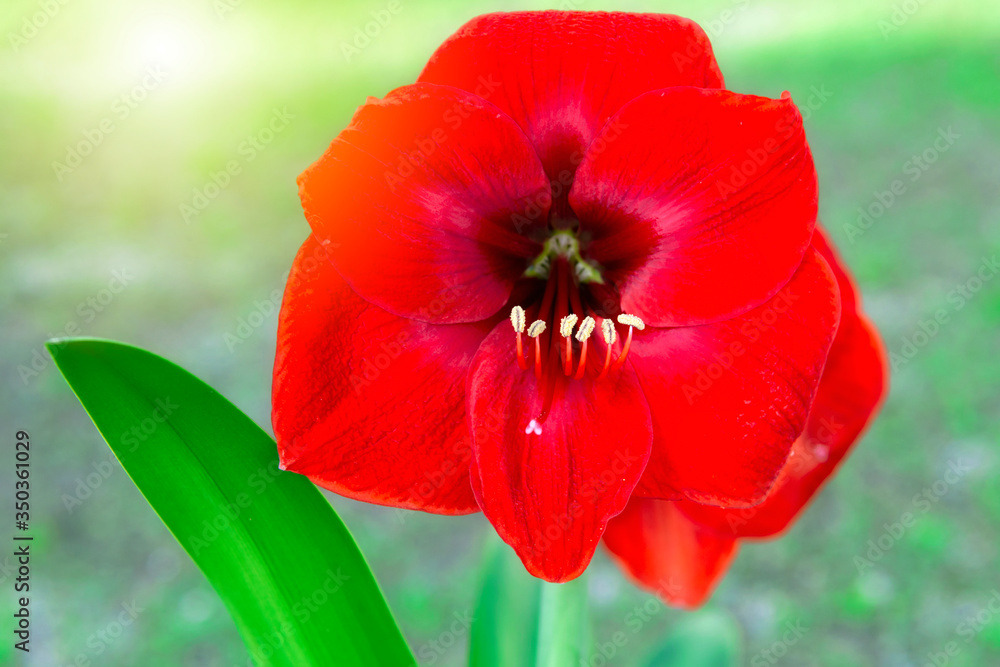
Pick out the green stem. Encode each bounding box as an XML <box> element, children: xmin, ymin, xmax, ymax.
<box><xmin>534</xmin><ymin>573</ymin><xmax>590</xmax><ymax>667</ymax></box>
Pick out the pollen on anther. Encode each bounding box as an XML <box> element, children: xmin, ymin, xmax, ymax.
<box><xmin>575</xmin><ymin>316</ymin><xmax>596</xmax><ymax>342</ymax></box>
<box><xmin>617</xmin><ymin>313</ymin><xmax>646</xmax><ymax>330</ymax></box>
<box><xmin>601</xmin><ymin>319</ymin><xmax>617</xmax><ymax>345</ymax></box>
<box><xmin>527</xmin><ymin>320</ymin><xmax>547</xmax><ymax>338</ymax></box>
<box><xmin>559</xmin><ymin>314</ymin><xmax>578</xmax><ymax>338</ymax></box>
<box><xmin>510</xmin><ymin>306</ymin><xmax>526</xmax><ymax>333</ymax></box>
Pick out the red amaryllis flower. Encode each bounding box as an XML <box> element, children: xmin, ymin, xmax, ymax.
<box><xmin>272</xmin><ymin>11</ymin><xmax>886</xmax><ymax>592</ymax></box>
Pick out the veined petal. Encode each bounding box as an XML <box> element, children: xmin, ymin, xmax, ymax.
<box><xmin>419</xmin><ymin>11</ymin><xmax>723</xmax><ymax>215</ymax></box>
<box><xmin>679</xmin><ymin>229</ymin><xmax>887</xmax><ymax>536</ymax></box>
<box><xmin>603</xmin><ymin>498</ymin><xmax>738</xmax><ymax>609</ymax></box>
<box><xmin>466</xmin><ymin>319</ymin><xmax>653</xmax><ymax>582</ymax></box>
<box><xmin>272</xmin><ymin>236</ymin><xmax>491</xmax><ymax>514</ymax></box>
<box><xmin>298</xmin><ymin>83</ymin><xmax>550</xmax><ymax>324</ymax></box>
<box><xmin>571</xmin><ymin>87</ymin><xmax>818</xmax><ymax>327</ymax></box>
<box><xmin>631</xmin><ymin>249</ymin><xmax>840</xmax><ymax>506</ymax></box>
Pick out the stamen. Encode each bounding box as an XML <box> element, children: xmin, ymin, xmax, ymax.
<box><xmin>574</xmin><ymin>316</ymin><xmax>595</xmax><ymax>379</ymax></box>
<box><xmin>535</xmin><ymin>259</ymin><xmax>572</xmax><ymax>423</ymax></box>
<box><xmin>597</xmin><ymin>318</ymin><xmax>617</xmax><ymax>380</ymax></box>
<box><xmin>611</xmin><ymin>313</ymin><xmax>645</xmax><ymax>371</ymax></box>
<box><xmin>560</xmin><ymin>314</ymin><xmax>578</xmax><ymax>376</ymax></box>
<box><xmin>528</xmin><ymin>320</ymin><xmax>546</xmax><ymax>379</ymax></box>
<box><xmin>511</xmin><ymin>306</ymin><xmax>529</xmax><ymax>370</ymax></box>
<box><xmin>525</xmin><ymin>418</ymin><xmax>543</xmax><ymax>436</ymax></box>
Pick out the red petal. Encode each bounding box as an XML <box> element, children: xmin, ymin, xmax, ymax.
<box><xmin>419</xmin><ymin>11</ymin><xmax>723</xmax><ymax>215</ymax></box>
<box><xmin>811</xmin><ymin>224</ymin><xmax>858</xmax><ymax>314</ymax></box>
<box><xmin>631</xmin><ymin>248</ymin><xmax>840</xmax><ymax>506</ymax></box>
<box><xmin>272</xmin><ymin>236</ymin><xmax>490</xmax><ymax>514</ymax></box>
<box><xmin>298</xmin><ymin>83</ymin><xmax>550</xmax><ymax>324</ymax></box>
<box><xmin>570</xmin><ymin>88</ymin><xmax>818</xmax><ymax>327</ymax></box>
<box><xmin>466</xmin><ymin>320</ymin><xmax>653</xmax><ymax>582</ymax></box>
<box><xmin>680</xmin><ymin>231</ymin><xmax>887</xmax><ymax>537</ymax></box>
<box><xmin>603</xmin><ymin>498</ymin><xmax>737</xmax><ymax>609</ymax></box>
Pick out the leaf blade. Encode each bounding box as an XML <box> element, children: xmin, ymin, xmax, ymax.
<box><xmin>49</xmin><ymin>337</ymin><xmax>415</xmax><ymax>667</ymax></box>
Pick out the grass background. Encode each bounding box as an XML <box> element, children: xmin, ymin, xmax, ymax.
<box><xmin>1</xmin><ymin>0</ymin><xmax>998</xmax><ymax>664</ymax></box>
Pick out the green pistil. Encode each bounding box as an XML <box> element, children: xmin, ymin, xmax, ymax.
<box><xmin>524</xmin><ymin>230</ymin><xmax>604</xmax><ymax>284</ymax></box>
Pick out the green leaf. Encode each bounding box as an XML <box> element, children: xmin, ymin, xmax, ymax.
<box><xmin>49</xmin><ymin>338</ymin><xmax>415</xmax><ymax>667</ymax></box>
<box><xmin>468</xmin><ymin>536</ymin><xmax>588</xmax><ymax>667</ymax></box>
<box><xmin>640</xmin><ymin>610</ymin><xmax>741</xmax><ymax>667</ymax></box>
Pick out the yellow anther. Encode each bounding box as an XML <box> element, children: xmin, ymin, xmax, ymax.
<box><xmin>617</xmin><ymin>313</ymin><xmax>645</xmax><ymax>330</ymax></box>
<box><xmin>601</xmin><ymin>319</ymin><xmax>617</xmax><ymax>345</ymax></box>
<box><xmin>559</xmin><ymin>314</ymin><xmax>578</xmax><ymax>338</ymax></box>
<box><xmin>510</xmin><ymin>306</ymin><xmax>526</xmax><ymax>333</ymax></box>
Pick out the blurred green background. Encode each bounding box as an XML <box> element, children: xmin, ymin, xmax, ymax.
<box><xmin>2</xmin><ymin>0</ymin><xmax>998</xmax><ymax>664</ymax></box>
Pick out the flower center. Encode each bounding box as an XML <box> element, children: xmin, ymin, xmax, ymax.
<box><xmin>509</xmin><ymin>234</ymin><xmax>644</xmax><ymax>436</ymax></box>
<box><xmin>523</xmin><ymin>229</ymin><xmax>604</xmax><ymax>284</ymax></box>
